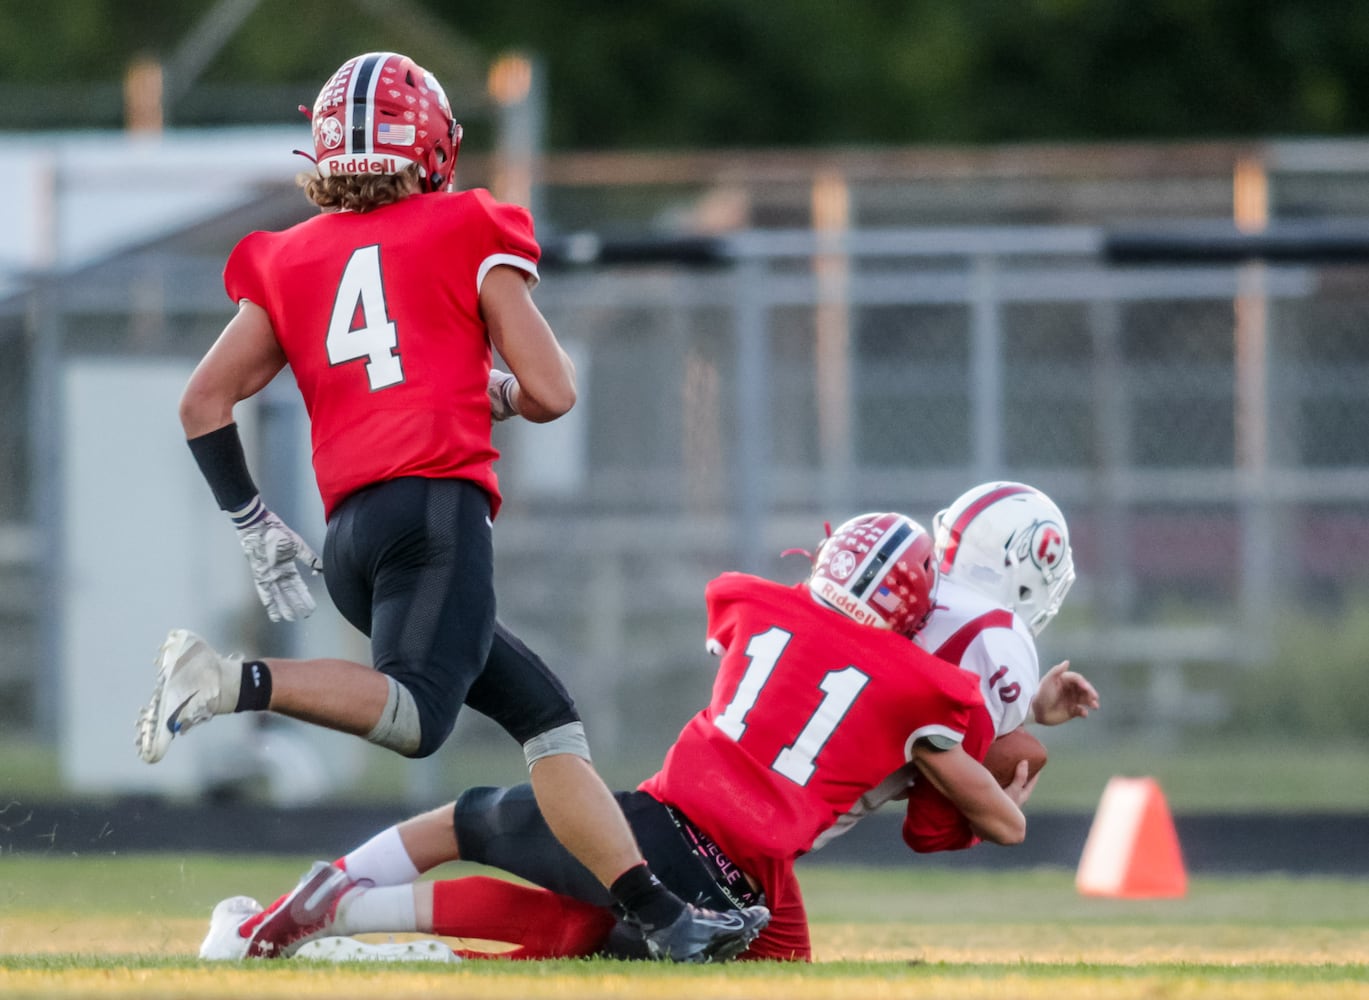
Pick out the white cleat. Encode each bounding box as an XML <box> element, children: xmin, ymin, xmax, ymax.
<box><xmin>199</xmin><ymin>895</ymin><xmax>264</xmax><ymax>960</ymax></box>
<box><xmin>294</xmin><ymin>936</ymin><xmax>461</xmax><ymax>964</ymax></box>
<box><xmin>135</xmin><ymin>628</ymin><xmax>242</xmax><ymax>764</ymax></box>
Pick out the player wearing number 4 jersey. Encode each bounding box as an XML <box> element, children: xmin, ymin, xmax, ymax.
<box><xmin>199</xmin><ymin>514</ymin><xmax>1035</xmax><ymax>963</ymax></box>
<box><xmin>226</xmin><ymin>189</ymin><xmax>530</xmax><ymax>521</ymax></box>
<box><xmin>136</xmin><ymin>50</ymin><xmax>767</xmax><ymax>963</ymax></box>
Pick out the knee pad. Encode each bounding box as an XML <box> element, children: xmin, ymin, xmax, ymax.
<box><xmin>366</xmin><ymin>671</ymin><xmax>462</xmax><ymax>756</ymax></box>
<box><xmin>521</xmin><ymin>721</ymin><xmax>592</xmax><ymax>769</ymax></box>
<box><xmin>366</xmin><ymin>675</ymin><xmax>456</xmax><ymax>758</ymax></box>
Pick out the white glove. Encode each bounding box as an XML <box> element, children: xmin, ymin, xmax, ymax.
<box><xmin>230</xmin><ymin>499</ymin><xmax>323</xmax><ymax>622</ymax></box>
<box><xmin>488</xmin><ymin>369</ymin><xmax>520</xmax><ymax>422</ymax></box>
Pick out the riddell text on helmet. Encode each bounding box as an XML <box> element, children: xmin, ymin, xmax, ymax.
<box><xmin>813</xmin><ymin>579</ymin><xmax>879</xmax><ymax>627</ymax></box>
<box><xmin>324</xmin><ymin>156</ymin><xmax>404</xmax><ymax>175</ymax></box>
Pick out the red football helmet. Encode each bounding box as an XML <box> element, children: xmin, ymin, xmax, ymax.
<box><xmin>808</xmin><ymin>513</ymin><xmax>938</xmax><ymax>637</ymax></box>
<box><xmin>309</xmin><ymin>52</ymin><xmax>462</xmax><ymax>192</ymax></box>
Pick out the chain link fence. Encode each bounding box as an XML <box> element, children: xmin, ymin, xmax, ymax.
<box><xmin>6</xmin><ymin>147</ymin><xmax>1369</xmax><ymax>791</ymax></box>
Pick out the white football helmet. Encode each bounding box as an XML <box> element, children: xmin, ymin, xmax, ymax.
<box><xmin>932</xmin><ymin>482</ymin><xmax>1075</xmax><ymax>636</ymax></box>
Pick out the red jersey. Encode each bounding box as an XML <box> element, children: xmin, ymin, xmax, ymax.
<box><xmin>223</xmin><ymin>188</ymin><xmax>539</xmax><ymax>519</ymax></box>
<box><xmin>639</xmin><ymin>572</ymin><xmax>990</xmax><ymax>960</ymax></box>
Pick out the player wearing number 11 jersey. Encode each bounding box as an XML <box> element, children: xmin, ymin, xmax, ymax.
<box><xmin>638</xmin><ymin>515</ymin><xmax>1023</xmax><ymax>958</ymax></box>
<box><xmin>195</xmin><ymin>513</ymin><xmax>1033</xmax><ymax>964</ymax></box>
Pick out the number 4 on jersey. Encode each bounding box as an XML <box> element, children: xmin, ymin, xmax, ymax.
<box><xmin>327</xmin><ymin>244</ymin><xmax>404</xmax><ymax>390</ymax></box>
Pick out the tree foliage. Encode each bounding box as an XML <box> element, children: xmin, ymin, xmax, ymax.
<box><xmin>4</xmin><ymin>0</ymin><xmax>1369</xmax><ymax>146</ymax></box>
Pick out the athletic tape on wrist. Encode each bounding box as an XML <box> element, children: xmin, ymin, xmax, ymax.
<box><xmin>227</xmin><ymin>496</ymin><xmax>268</xmax><ymax>529</ymax></box>
<box><xmin>522</xmin><ymin>721</ymin><xmax>591</xmax><ymax>768</ymax></box>
<box><xmin>500</xmin><ymin>376</ymin><xmax>519</xmax><ymax>417</ymax></box>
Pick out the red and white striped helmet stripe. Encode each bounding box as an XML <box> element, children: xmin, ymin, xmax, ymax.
<box><xmin>937</xmin><ymin>483</ymin><xmax>1032</xmax><ymax>574</ymax></box>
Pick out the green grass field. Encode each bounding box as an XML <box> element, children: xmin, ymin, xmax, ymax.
<box><xmin>1</xmin><ymin>855</ymin><xmax>1367</xmax><ymax>999</ymax></box>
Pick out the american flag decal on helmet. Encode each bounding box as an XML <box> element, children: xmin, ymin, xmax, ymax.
<box><xmin>377</xmin><ymin>122</ymin><xmax>416</xmax><ymax>146</ymax></box>
<box><xmin>872</xmin><ymin>583</ymin><xmax>904</xmax><ymax>613</ymax></box>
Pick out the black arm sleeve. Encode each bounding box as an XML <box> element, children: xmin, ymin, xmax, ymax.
<box><xmin>186</xmin><ymin>423</ymin><xmax>259</xmax><ymax>512</ymax></box>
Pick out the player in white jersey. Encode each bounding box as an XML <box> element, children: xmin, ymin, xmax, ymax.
<box><xmin>917</xmin><ymin>480</ymin><xmax>1094</xmax><ymax>733</ymax></box>
<box><xmin>814</xmin><ymin>481</ymin><xmax>1097</xmax><ymax>848</ymax></box>
<box><xmin>915</xmin><ymin>575</ymin><xmax>1040</xmax><ymax>735</ymax></box>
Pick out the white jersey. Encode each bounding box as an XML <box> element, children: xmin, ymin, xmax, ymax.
<box><xmin>913</xmin><ymin>576</ymin><xmax>1041</xmax><ymax>737</ymax></box>
<box><xmin>811</xmin><ymin>576</ymin><xmax>1041</xmax><ymax>850</ymax></box>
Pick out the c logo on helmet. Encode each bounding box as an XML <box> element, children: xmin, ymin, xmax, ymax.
<box><xmin>318</xmin><ymin>116</ymin><xmax>345</xmax><ymax>150</ymax></box>
<box><xmin>1030</xmin><ymin>522</ymin><xmax>1064</xmax><ymax>570</ymax></box>
<box><xmin>828</xmin><ymin>550</ymin><xmax>857</xmax><ymax>580</ymax></box>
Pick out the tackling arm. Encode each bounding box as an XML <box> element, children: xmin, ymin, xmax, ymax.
<box><xmin>909</xmin><ymin>740</ymin><xmax>1031</xmax><ymax>846</ymax></box>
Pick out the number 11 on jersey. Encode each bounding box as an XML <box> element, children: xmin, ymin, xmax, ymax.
<box><xmin>713</xmin><ymin>626</ymin><xmax>870</xmax><ymax>787</ymax></box>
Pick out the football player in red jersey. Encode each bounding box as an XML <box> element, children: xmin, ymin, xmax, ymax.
<box><xmin>199</xmin><ymin>513</ymin><xmax>1037</xmax><ymax>963</ymax></box>
<box><xmin>135</xmin><ymin>51</ymin><xmax>766</xmax><ymax>963</ymax></box>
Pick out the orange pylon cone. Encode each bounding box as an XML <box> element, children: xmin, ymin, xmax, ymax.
<box><xmin>1076</xmin><ymin>776</ymin><xmax>1187</xmax><ymax>898</ymax></box>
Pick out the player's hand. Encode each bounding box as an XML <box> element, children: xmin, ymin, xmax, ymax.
<box><xmin>1003</xmin><ymin>759</ymin><xmax>1040</xmax><ymax>807</ymax></box>
<box><xmin>1031</xmin><ymin>660</ymin><xmax>1100</xmax><ymax>725</ymax></box>
<box><xmin>488</xmin><ymin>369</ymin><xmax>520</xmax><ymax>421</ymax></box>
<box><xmin>235</xmin><ymin>508</ymin><xmax>323</xmax><ymax>622</ymax></box>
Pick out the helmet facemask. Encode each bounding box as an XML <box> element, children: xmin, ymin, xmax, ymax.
<box><xmin>1010</xmin><ymin>536</ymin><xmax>1075</xmax><ymax>636</ymax></box>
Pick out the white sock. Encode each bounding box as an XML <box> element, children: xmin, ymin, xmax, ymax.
<box><xmin>333</xmin><ymin>885</ymin><xmax>419</xmax><ymax>935</ymax></box>
<box><xmin>341</xmin><ymin>826</ymin><xmax>421</xmax><ymax>886</ymax></box>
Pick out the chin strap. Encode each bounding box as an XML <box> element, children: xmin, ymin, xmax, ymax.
<box><xmin>294</xmin><ymin>106</ymin><xmax>319</xmax><ymax>167</ymax></box>
<box><xmin>780</xmin><ymin>520</ymin><xmax>835</xmax><ymax>563</ymax></box>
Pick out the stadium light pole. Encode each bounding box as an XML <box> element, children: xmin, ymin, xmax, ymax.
<box><xmin>1232</xmin><ymin>155</ymin><xmax>1276</xmax><ymax>649</ymax></box>
<box><xmin>489</xmin><ymin>52</ymin><xmax>546</xmax><ymax>220</ymax></box>
<box><xmin>123</xmin><ymin>57</ymin><xmax>164</xmax><ymax>133</ymax></box>
<box><xmin>812</xmin><ymin>169</ymin><xmax>853</xmax><ymax>512</ymax></box>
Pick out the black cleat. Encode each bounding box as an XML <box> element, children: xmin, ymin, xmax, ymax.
<box><xmin>634</xmin><ymin>903</ymin><xmax>770</xmax><ymax>963</ymax></box>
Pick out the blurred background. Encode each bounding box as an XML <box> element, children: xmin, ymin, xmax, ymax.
<box><xmin>1</xmin><ymin>1</ymin><xmax>1367</xmax><ymax>818</ymax></box>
